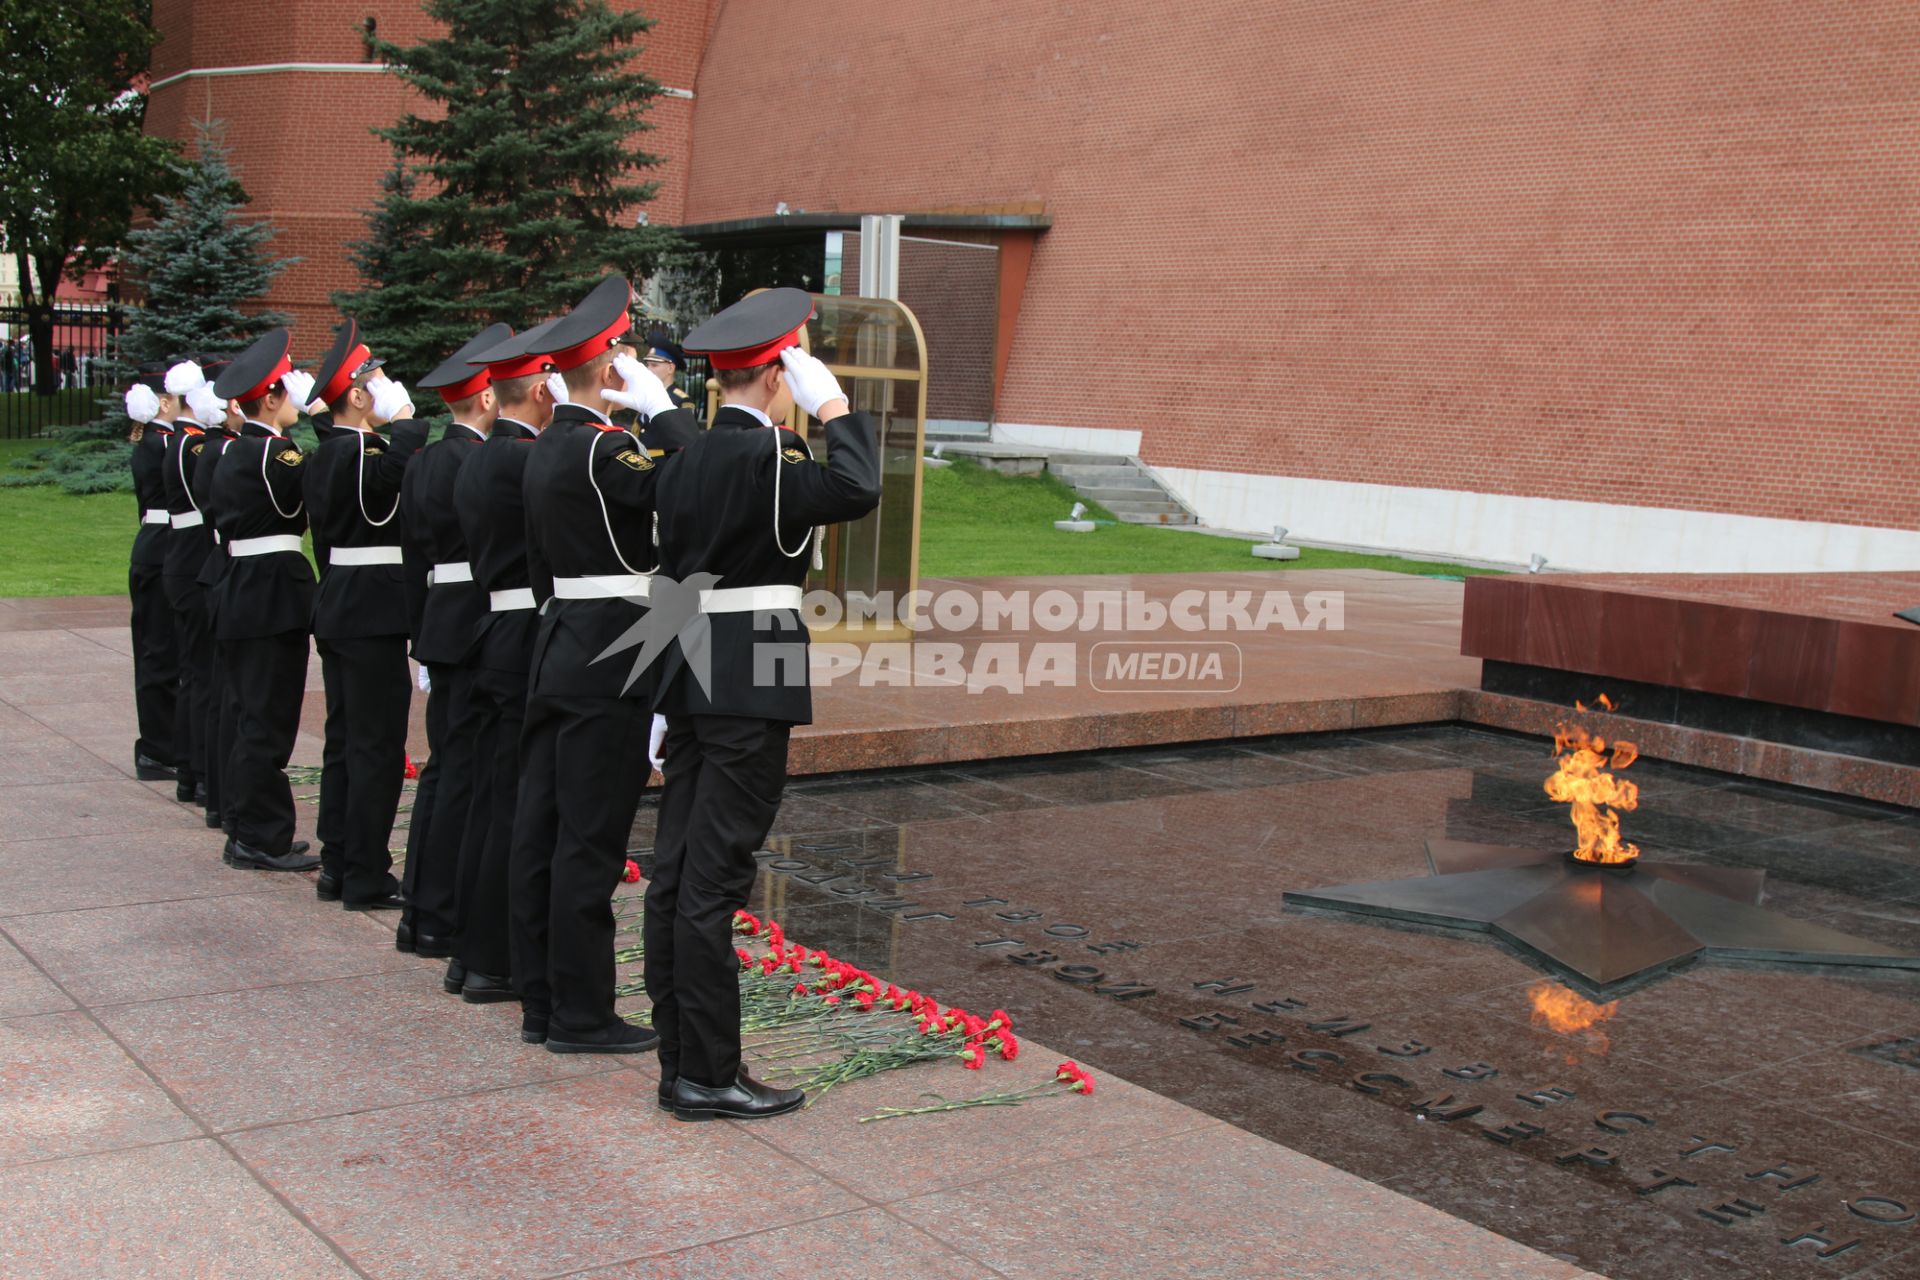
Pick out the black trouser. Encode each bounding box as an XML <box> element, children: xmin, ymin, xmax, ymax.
<box><xmin>222</xmin><ymin>629</ymin><xmax>307</xmax><ymax>854</ymax></box>
<box><xmin>644</xmin><ymin>713</ymin><xmax>791</xmax><ymax>1088</ymax></box>
<box><xmin>129</xmin><ymin>562</ymin><xmax>177</xmax><ymax>767</ymax></box>
<box><xmin>459</xmin><ymin>664</ymin><xmax>527</xmax><ymax>979</ymax></box>
<box><xmin>316</xmin><ymin>636</ymin><xmax>409</xmax><ymax>902</ymax></box>
<box><xmin>163</xmin><ymin>574</ymin><xmax>210</xmax><ymax>789</ymax></box>
<box><xmin>510</xmin><ymin>690</ymin><xmax>650</xmax><ymax>1035</ymax></box>
<box><xmin>402</xmin><ymin>663</ymin><xmax>480</xmax><ymax>939</ymax></box>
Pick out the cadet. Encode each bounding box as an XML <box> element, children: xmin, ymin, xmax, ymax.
<box><xmin>124</xmin><ymin>362</ymin><xmax>181</xmax><ymax>783</ymax></box>
<box><xmin>396</xmin><ymin>325</ymin><xmax>508</xmax><ymax>957</ymax></box>
<box><xmin>446</xmin><ymin>318</ymin><xmax>561</xmax><ymax>1004</ymax></box>
<box><xmin>185</xmin><ymin>357</ymin><xmax>240</xmax><ymax>835</ymax></box>
<box><xmin>304</xmin><ymin>320</ymin><xmax>431</xmax><ymax>910</ymax></box>
<box><xmin>512</xmin><ymin>276</ymin><xmax>698</xmax><ymax>1054</ymax></box>
<box><xmin>649</xmin><ymin>288</ymin><xmax>880</xmax><ymax>1120</ymax></box>
<box><xmin>206</xmin><ymin>331</ymin><xmax>319</xmax><ymax>871</ymax></box>
<box><xmin>159</xmin><ymin>358</ymin><xmax>218</xmax><ymax>810</ymax></box>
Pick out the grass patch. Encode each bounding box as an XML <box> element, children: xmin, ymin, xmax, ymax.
<box><xmin>917</xmin><ymin>458</ymin><xmax>1495</xmax><ymax>579</ymax></box>
<box><xmin>1</xmin><ymin>386</ymin><xmax>104</xmax><ymax>437</ymax></box>
<box><xmin>0</xmin><ymin>483</ymin><xmax>138</xmax><ymax>595</ymax></box>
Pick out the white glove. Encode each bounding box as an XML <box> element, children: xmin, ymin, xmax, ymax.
<box><xmin>280</xmin><ymin>369</ymin><xmax>316</xmax><ymax>412</ymax></box>
<box><xmin>545</xmin><ymin>371</ymin><xmax>570</xmax><ymax>407</ymax></box>
<box><xmin>369</xmin><ymin>375</ymin><xmax>415</xmax><ymax>424</ymax></box>
<box><xmin>124</xmin><ymin>384</ymin><xmax>160</xmax><ymax>424</ymax></box>
<box><xmin>778</xmin><ymin>347</ymin><xmax>846</xmax><ymax>417</ymax></box>
<box><xmin>603</xmin><ymin>352</ymin><xmax>677</xmax><ymax>419</ymax></box>
<box><xmin>164</xmin><ymin>361</ymin><xmax>206</xmax><ymax>396</ymax></box>
<box><xmin>186</xmin><ymin>384</ymin><xmax>227</xmax><ymax>427</ymax></box>
<box><xmin>416</xmin><ymin>664</ymin><xmax>431</xmax><ymax>693</ymax></box>
<box><xmin>648</xmin><ymin>714</ymin><xmax>668</xmax><ymax>774</ymax></box>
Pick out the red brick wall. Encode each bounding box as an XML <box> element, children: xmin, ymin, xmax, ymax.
<box><xmin>683</xmin><ymin>0</ymin><xmax>1920</xmax><ymax>533</ymax></box>
<box><xmin>146</xmin><ymin>0</ymin><xmax>713</xmax><ymax>354</ymax></box>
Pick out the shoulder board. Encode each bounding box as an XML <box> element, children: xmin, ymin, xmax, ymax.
<box><xmin>183</xmin><ymin>426</ymin><xmax>204</xmax><ymax>436</ymax></box>
<box><xmin>612</xmin><ymin>448</ymin><xmax>654</xmax><ymax>471</ymax></box>
<box><xmin>275</xmin><ymin>447</ymin><xmax>305</xmax><ymax>467</ymax></box>
<box><xmin>594</xmin><ymin>423</ymin><xmax>626</xmax><ymax>434</ymax></box>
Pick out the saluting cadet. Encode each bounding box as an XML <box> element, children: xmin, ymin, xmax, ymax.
<box><xmin>648</xmin><ymin>288</ymin><xmax>880</xmax><ymax>1120</ymax></box>
<box><xmin>303</xmin><ymin>321</ymin><xmax>431</xmax><ymax>910</ymax></box>
<box><xmin>206</xmin><ymin>331</ymin><xmax>319</xmax><ymax>871</ymax></box>
<box><xmin>512</xmin><ymin>276</ymin><xmax>699</xmax><ymax>1054</ymax></box>
<box><xmin>184</xmin><ymin>359</ymin><xmax>237</xmax><ymax>833</ymax></box>
<box><xmin>395</xmin><ymin>325</ymin><xmax>509</xmax><ymax>958</ymax></box>
<box><xmin>125</xmin><ymin>362</ymin><xmax>182</xmax><ymax>783</ymax></box>
<box><xmin>444</xmin><ymin>318</ymin><xmax>561</xmax><ymax>1004</ymax></box>
<box><xmin>159</xmin><ymin>358</ymin><xmax>218</xmax><ymax>809</ymax></box>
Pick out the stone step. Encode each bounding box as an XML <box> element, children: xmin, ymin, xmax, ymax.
<box><xmin>1102</xmin><ymin>495</ymin><xmax>1189</xmax><ymax>514</ymax></box>
<box><xmin>1051</xmin><ymin>466</ymin><xmax>1160</xmax><ymax>488</ymax></box>
<box><xmin>1073</xmin><ymin>483</ymin><xmax>1169</xmax><ymax>503</ymax></box>
<box><xmin>1115</xmin><ymin>509</ymin><xmax>1197</xmax><ymax>526</ymax></box>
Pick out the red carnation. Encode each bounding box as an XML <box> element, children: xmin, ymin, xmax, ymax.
<box><xmin>622</xmin><ymin>859</ymin><xmax>641</xmax><ymax>884</ymax></box>
<box><xmin>403</xmin><ymin>753</ymin><xmax>419</xmax><ymax>780</ymax></box>
<box><xmin>824</xmin><ymin>994</ymin><xmax>841</xmax><ymax>1006</ymax></box>
<box><xmin>793</xmin><ymin>983</ymin><xmax>809</xmax><ymax>996</ymax></box>
<box><xmin>735</xmin><ymin>948</ymin><xmax>754</xmax><ymax>968</ymax></box>
<box><xmin>995</xmin><ymin>1032</ymin><xmax>1021</xmax><ymax>1061</ymax></box>
<box><xmin>989</xmin><ymin>1009</ymin><xmax>1014</xmax><ymax>1033</ymax></box>
<box><xmin>733</xmin><ymin>910</ymin><xmax>761</xmax><ymax>935</ymax></box>
<box><xmin>1054</xmin><ymin>1062</ymin><xmax>1095</xmax><ymax>1095</ymax></box>
<box><xmin>960</xmin><ymin>1044</ymin><xmax>986</xmax><ymax>1069</ymax></box>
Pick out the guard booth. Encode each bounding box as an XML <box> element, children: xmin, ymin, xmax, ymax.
<box><xmin>705</xmin><ymin>292</ymin><xmax>926</xmax><ymax>636</ymax></box>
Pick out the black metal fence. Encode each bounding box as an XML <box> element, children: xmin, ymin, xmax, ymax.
<box><xmin>0</xmin><ymin>303</ymin><xmax>129</xmax><ymax>439</ymax></box>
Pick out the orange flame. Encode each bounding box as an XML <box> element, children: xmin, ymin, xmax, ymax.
<box><xmin>1527</xmin><ymin>981</ymin><xmax>1619</xmax><ymax>1058</ymax></box>
<box><xmin>1545</xmin><ymin>702</ymin><xmax>1640</xmax><ymax>865</ymax></box>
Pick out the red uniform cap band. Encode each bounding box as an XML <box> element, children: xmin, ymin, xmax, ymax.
<box><xmin>315</xmin><ymin>343</ymin><xmax>372</xmax><ymax>406</ymax></box>
<box><xmin>434</xmin><ymin>368</ymin><xmax>492</xmax><ymax>404</ymax></box>
<box><xmin>233</xmin><ymin>353</ymin><xmax>293</xmax><ymax>404</ymax></box>
<box><xmin>546</xmin><ymin>310</ymin><xmax>632</xmax><ymax>372</ymax></box>
<box><xmin>700</xmin><ymin>325</ymin><xmax>806</xmax><ymax>370</ymax></box>
<box><xmin>481</xmin><ymin>349</ymin><xmax>553</xmax><ymax>380</ymax></box>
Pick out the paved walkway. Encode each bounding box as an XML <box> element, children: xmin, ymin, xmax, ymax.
<box><xmin>0</xmin><ymin>594</ymin><xmax>1594</xmax><ymax>1279</ymax></box>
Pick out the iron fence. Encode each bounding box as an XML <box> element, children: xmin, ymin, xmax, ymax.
<box><xmin>0</xmin><ymin>303</ymin><xmax>129</xmax><ymax>438</ymax></box>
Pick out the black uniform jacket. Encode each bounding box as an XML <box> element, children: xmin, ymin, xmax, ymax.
<box><xmin>304</xmin><ymin>420</ymin><xmax>431</xmax><ymax>641</ymax></box>
<box><xmin>653</xmin><ymin>406</ymin><xmax>881</xmax><ymax>725</ymax></box>
<box><xmin>130</xmin><ymin>424</ymin><xmax>172</xmax><ymax>569</ymax></box>
<box><xmin>523</xmin><ymin>402</ymin><xmax>700</xmax><ymax>700</ymax></box>
<box><xmin>206</xmin><ymin>421</ymin><xmax>315</xmax><ymax>641</ymax></box>
<box><xmin>190</xmin><ymin>425</ymin><xmax>238</xmax><ymax>630</ymax></box>
<box><xmin>454</xmin><ymin>417</ymin><xmax>540</xmax><ymax>675</ymax></box>
<box><xmin>401</xmin><ymin>421</ymin><xmax>487</xmax><ymax>665</ymax></box>
<box><xmin>162</xmin><ymin>420</ymin><xmax>216</xmax><ymax>581</ymax></box>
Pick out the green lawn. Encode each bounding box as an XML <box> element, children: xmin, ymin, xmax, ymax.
<box><xmin>0</xmin><ymin>445</ymin><xmax>1493</xmax><ymax>598</ymax></box>
<box><xmin>917</xmin><ymin>458</ymin><xmax>1494</xmax><ymax>579</ymax></box>
<box><xmin>1</xmin><ymin>386</ymin><xmax>103</xmax><ymax>437</ymax></box>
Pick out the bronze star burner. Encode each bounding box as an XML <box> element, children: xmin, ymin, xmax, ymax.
<box><xmin>1284</xmin><ymin>837</ymin><xmax>1920</xmax><ymax>994</ymax></box>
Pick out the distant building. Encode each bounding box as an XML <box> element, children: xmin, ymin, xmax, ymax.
<box><xmin>145</xmin><ymin>2</ymin><xmax>1920</xmax><ymax>571</ymax></box>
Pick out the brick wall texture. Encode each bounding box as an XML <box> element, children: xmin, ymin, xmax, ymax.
<box><xmin>152</xmin><ymin>0</ymin><xmax>1920</xmax><ymax>531</ymax></box>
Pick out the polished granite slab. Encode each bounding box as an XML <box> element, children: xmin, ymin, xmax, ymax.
<box><xmin>650</xmin><ymin>726</ymin><xmax>1920</xmax><ymax>1280</ymax></box>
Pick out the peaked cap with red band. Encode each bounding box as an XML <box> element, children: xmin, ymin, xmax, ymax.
<box><xmin>420</xmin><ymin>322</ymin><xmax>514</xmax><ymax>405</ymax></box>
<box><xmin>212</xmin><ymin>328</ymin><xmax>294</xmax><ymax>403</ymax></box>
<box><xmin>472</xmin><ymin>316</ymin><xmax>563</xmax><ymax>379</ymax></box>
<box><xmin>530</xmin><ymin>276</ymin><xmax>634</xmax><ymax>372</ymax></box>
<box><xmin>681</xmin><ymin>287</ymin><xmax>814</xmax><ymax>370</ymax></box>
<box><xmin>310</xmin><ymin>318</ymin><xmax>386</xmax><ymax>407</ymax></box>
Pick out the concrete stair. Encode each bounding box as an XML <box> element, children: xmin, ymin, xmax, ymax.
<box><xmin>1048</xmin><ymin>453</ymin><xmax>1196</xmax><ymax>525</ymax></box>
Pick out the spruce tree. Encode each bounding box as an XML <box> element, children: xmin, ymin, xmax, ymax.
<box><xmin>3</xmin><ymin>121</ymin><xmax>293</xmax><ymax>493</ymax></box>
<box><xmin>337</xmin><ymin>0</ymin><xmax>680</xmax><ymax>378</ymax></box>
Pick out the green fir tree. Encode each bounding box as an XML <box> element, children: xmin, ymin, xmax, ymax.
<box><xmin>337</xmin><ymin>0</ymin><xmax>680</xmax><ymax>378</ymax></box>
<box><xmin>5</xmin><ymin>121</ymin><xmax>293</xmax><ymax>493</ymax></box>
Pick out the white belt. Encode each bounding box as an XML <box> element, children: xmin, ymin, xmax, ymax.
<box><xmin>329</xmin><ymin>545</ymin><xmax>404</xmax><ymax>566</ymax></box>
<box><xmin>143</xmin><ymin>508</ymin><xmax>169</xmax><ymax>525</ymax></box>
<box><xmin>551</xmin><ymin>574</ymin><xmax>652</xmax><ymax>600</ymax></box>
<box><xmin>170</xmin><ymin>510</ymin><xmax>204</xmax><ymax>530</ymax></box>
<box><xmin>489</xmin><ymin>587</ymin><xmax>537</xmax><ymax>612</ymax></box>
<box><xmin>228</xmin><ymin>534</ymin><xmax>305</xmax><ymax>558</ymax></box>
<box><xmin>428</xmin><ymin>561</ymin><xmax>472</xmax><ymax>586</ymax></box>
<box><xmin>701</xmin><ymin>585</ymin><xmax>805</xmax><ymax>613</ymax></box>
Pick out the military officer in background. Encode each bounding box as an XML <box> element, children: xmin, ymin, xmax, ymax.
<box><xmin>159</xmin><ymin>358</ymin><xmax>219</xmax><ymax>810</ymax></box>
<box><xmin>639</xmin><ymin>341</ymin><xmax>698</xmax><ymax>413</ymax></box>
<box><xmin>304</xmin><ymin>320</ymin><xmax>431</xmax><ymax>910</ymax></box>
<box><xmin>512</xmin><ymin>276</ymin><xmax>698</xmax><ymax>1054</ymax></box>
<box><xmin>396</xmin><ymin>325</ymin><xmax>508</xmax><ymax>957</ymax></box>
<box><xmin>647</xmin><ymin>289</ymin><xmax>880</xmax><ymax>1120</ymax></box>
<box><xmin>185</xmin><ymin>356</ymin><xmax>239</xmax><ymax>834</ymax></box>
<box><xmin>124</xmin><ymin>362</ymin><xmax>181</xmax><ymax>783</ymax></box>
<box><xmin>206</xmin><ymin>331</ymin><xmax>319</xmax><ymax>871</ymax></box>
<box><xmin>445</xmin><ymin>318</ymin><xmax>561</xmax><ymax>1004</ymax></box>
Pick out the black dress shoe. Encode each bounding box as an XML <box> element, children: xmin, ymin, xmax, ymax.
<box><xmin>314</xmin><ymin>871</ymin><xmax>341</xmax><ymax>901</ymax></box>
<box><xmin>135</xmin><ymin>754</ymin><xmax>178</xmax><ymax>781</ymax></box>
<box><xmin>174</xmin><ymin>778</ymin><xmax>198</xmax><ymax>803</ymax></box>
<box><xmin>204</xmin><ymin>810</ymin><xmax>223</xmax><ymax>830</ymax></box>
<box><xmin>544</xmin><ymin>1020</ymin><xmax>659</xmax><ymax>1056</ymax></box>
<box><xmin>224</xmin><ymin>838</ymin><xmax>321</xmax><ymax>872</ymax></box>
<box><xmin>343</xmin><ymin>891</ymin><xmax>407</xmax><ymax>911</ymax></box>
<box><xmin>657</xmin><ymin>1076</ymin><xmax>675</xmax><ymax>1111</ymax></box>
<box><xmin>462</xmin><ymin>971</ymin><xmax>519</xmax><ymax>1005</ymax></box>
<box><xmin>409</xmin><ymin>932</ymin><xmax>454</xmax><ymax>959</ymax></box>
<box><xmin>521</xmin><ymin>1012</ymin><xmax>549</xmax><ymax>1045</ymax></box>
<box><xmin>442</xmin><ymin>958</ymin><xmax>466</xmax><ymax>994</ymax></box>
<box><xmin>671</xmin><ymin>1071</ymin><xmax>804</xmax><ymax>1122</ymax></box>
<box><xmin>194</xmin><ymin>782</ymin><xmax>209</xmax><ymax>806</ymax></box>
